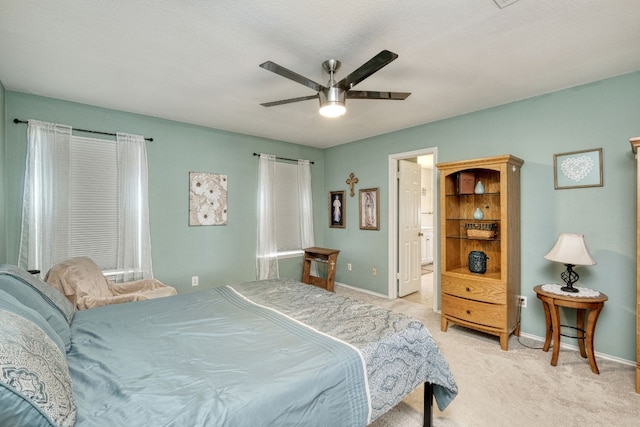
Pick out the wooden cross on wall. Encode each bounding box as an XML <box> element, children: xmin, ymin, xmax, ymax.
<box><xmin>346</xmin><ymin>172</ymin><xmax>359</xmax><ymax>197</ymax></box>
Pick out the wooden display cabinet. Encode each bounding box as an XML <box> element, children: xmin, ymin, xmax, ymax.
<box><xmin>437</xmin><ymin>155</ymin><xmax>524</xmax><ymax>350</ymax></box>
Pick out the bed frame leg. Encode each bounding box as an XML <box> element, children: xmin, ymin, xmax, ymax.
<box><xmin>424</xmin><ymin>382</ymin><xmax>433</xmax><ymax>427</ymax></box>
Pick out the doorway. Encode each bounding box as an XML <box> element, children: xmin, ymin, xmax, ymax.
<box><xmin>387</xmin><ymin>148</ymin><xmax>438</xmax><ymax>311</ymax></box>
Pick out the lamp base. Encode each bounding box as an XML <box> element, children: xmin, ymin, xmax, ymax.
<box><xmin>560</xmin><ymin>263</ymin><xmax>580</xmax><ymax>293</ymax></box>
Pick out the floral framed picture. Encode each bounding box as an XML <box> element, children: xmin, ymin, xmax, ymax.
<box><xmin>359</xmin><ymin>187</ymin><xmax>379</xmax><ymax>230</ymax></box>
<box><xmin>329</xmin><ymin>190</ymin><xmax>345</xmax><ymax>228</ymax></box>
<box><xmin>189</xmin><ymin>172</ymin><xmax>228</xmax><ymax>226</ymax></box>
<box><xmin>553</xmin><ymin>148</ymin><xmax>603</xmax><ymax>190</ymax></box>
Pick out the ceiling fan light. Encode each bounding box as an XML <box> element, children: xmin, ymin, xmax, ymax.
<box><xmin>319</xmin><ymin>87</ymin><xmax>346</xmax><ymax>118</ymax></box>
<box><xmin>319</xmin><ymin>102</ymin><xmax>346</xmax><ymax>118</ymax></box>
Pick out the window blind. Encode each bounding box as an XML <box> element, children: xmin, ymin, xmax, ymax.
<box><xmin>274</xmin><ymin>162</ymin><xmax>302</xmax><ymax>252</ymax></box>
<box><xmin>68</xmin><ymin>136</ymin><xmax>119</xmax><ymax>269</ymax></box>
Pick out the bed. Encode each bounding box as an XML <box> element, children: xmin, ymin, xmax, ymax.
<box><xmin>0</xmin><ymin>265</ymin><xmax>457</xmax><ymax>427</ymax></box>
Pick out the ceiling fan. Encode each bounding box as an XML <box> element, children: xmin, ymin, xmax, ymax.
<box><xmin>259</xmin><ymin>50</ymin><xmax>411</xmax><ymax>118</ymax></box>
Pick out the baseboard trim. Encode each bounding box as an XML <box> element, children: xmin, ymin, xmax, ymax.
<box><xmin>334</xmin><ymin>282</ymin><xmax>391</xmax><ymax>299</ymax></box>
<box><xmin>519</xmin><ymin>332</ymin><xmax>635</xmax><ymax>367</ymax></box>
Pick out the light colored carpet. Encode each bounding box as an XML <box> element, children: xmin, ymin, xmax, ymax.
<box><xmin>402</xmin><ymin>272</ymin><xmax>434</xmax><ymax>305</ymax></box>
<box><xmin>335</xmin><ymin>284</ymin><xmax>640</xmax><ymax>427</ymax></box>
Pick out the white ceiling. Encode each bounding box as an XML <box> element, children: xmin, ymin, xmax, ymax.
<box><xmin>1</xmin><ymin>0</ymin><xmax>639</xmax><ymax>149</ymax></box>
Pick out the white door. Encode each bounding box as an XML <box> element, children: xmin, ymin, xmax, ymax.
<box><xmin>398</xmin><ymin>160</ymin><xmax>422</xmax><ymax>297</ymax></box>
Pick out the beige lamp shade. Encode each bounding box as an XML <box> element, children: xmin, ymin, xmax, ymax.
<box><xmin>544</xmin><ymin>233</ymin><xmax>596</xmax><ymax>266</ymax></box>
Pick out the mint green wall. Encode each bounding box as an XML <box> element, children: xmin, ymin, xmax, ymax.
<box><xmin>324</xmin><ymin>71</ymin><xmax>640</xmax><ymax>362</ymax></box>
<box><xmin>4</xmin><ymin>92</ymin><xmax>324</xmax><ymax>292</ymax></box>
<box><xmin>0</xmin><ymin>80</ymin><xmax>6</xmax><ymax>263</ymax></box>
<box><xmin>3</xmin><ymin>73</ymin><xmax>639</xmax><ymax>362</ymax></box>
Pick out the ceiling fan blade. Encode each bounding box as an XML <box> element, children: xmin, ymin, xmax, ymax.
<box><xmin>260</xmin><ymin>94</ymin><xmax>318</xmax><ymax>107</ymax></box>
<box><xmin>335</xmin><ymin>50</ymin><xmax>399</xmax><ymax>90</ymax></box>
<box><xmin>259</xmin><ymin>61</ymin><xmax>325</xmax><ymax>92</ymax></box>
<box><xmin>346</xmin><ymin>90</ymin><xmax>411</xmax><ymax>100</ymax></box>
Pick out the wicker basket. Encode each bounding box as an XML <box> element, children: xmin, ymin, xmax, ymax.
<box><xmin>467</xmin><ymin>228</ymin><xmax>495</xmax><ymax>239</ymax></box>
<box><xmin>465</xmin><ymin>223</ymin><xmax>498</xmax><ymax>239</ymax></box>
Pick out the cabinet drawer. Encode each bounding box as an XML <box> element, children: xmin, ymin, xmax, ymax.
<box><xmin>441</xmin><ymin>274</ymin><xmax>505</xmax><ymax>304</ymax></box>
<box><xmin>442</xmin><ymin>294</ymin><xmax>505</xmax><ymax>329</ymax></box>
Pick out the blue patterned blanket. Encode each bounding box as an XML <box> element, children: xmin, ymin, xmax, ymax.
<box><xmin>230</xmin><ymin>278</ymin><xmax>458</xmax><ymax>421</ymax></box>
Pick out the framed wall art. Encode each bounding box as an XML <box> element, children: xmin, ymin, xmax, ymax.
<box><xmin>553</xmin><ymin>148</ymin><xmax>603</xmax><ymax>190</ymax></box>
<box><xmin>359</xmin><ymin>187</ymin><xmax>379</xmax><ymax>230</ymax></box>
<box><xmin>189</xmin><ymin>172</ymin><xmax>228</xmax><ymax>226</ymax></box>
<box><xmin>329</xmin><ymin>190</ymin><xmax>345</xmax><ymax>228</ymax></box>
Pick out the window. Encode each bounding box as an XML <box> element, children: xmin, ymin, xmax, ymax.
<box><xmin>68</xmin><ymin>136</ymin><xmax>119</xmax><ymax>271</ymax></box>
<box><xmin>19</xmin><ymin>121</ymin><xmax>152</xmax><ymax>281</ymax></box>
<box><xmin>256</xmin><ymin>154</ymin><xmax>314</xmax><ymax>280</ymax></box>
<box><xmin>274</xmin><ymin>162</ymin><xmax>302</xmax><ymax>256</ymax></box>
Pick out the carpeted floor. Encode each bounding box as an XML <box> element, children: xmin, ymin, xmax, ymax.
<box><xmin>402</xmin><ymin>271</ymin><xmax>434</xmax><ymax>305</ymax></box>
<box><xmin>335</xmin><ymin>284</ymin><xmax>640</xmax><ymax>427</ymax></box>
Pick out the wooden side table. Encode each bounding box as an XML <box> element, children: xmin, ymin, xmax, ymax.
<box><xmin>302</xmin><ymin>247</ymin><xmax>340</xmax><ymax>292</ymax></box>
<box><xmin>534</xmin><ymin>284</ymin><xmax>608</xmax><ymax>374</ymax></box>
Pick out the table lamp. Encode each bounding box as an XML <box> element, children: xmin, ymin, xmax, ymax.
<box><xmin>544</xmin><ymin>233</ymin><xmax>596</xmax><ymax>293</ymax></box>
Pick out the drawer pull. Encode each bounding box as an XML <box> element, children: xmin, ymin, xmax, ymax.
<box><xmin>465</xmin><ymin>287</ymin><xmax>471</xmax><ymax>292</ymax></box>
<box><xmin>466</xmin><ymin>310</ymin><xmax>471</xmax><ymax>315</ymax></box>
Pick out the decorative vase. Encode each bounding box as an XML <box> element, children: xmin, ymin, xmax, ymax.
<box><xmin>468</xmin><ymin>251</ymin><xmax>489</xmax><ymax>274</ymax></box>
<box><xmin>473</xmin><ymin>207</ymin><xmax>484</xmax><ymax>220</ymax></box>
<box><xmin>474</xmin><ymin>180</ymin><xmax>485</xmax><ymax>194</ymax></box>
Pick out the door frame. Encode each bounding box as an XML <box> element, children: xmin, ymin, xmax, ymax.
<box><xmin>387</xmin><ymin>147</ymin><xmax>439</xmax><ymax>312</ymax></box>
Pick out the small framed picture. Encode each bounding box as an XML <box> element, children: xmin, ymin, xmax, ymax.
<box><xmin>553</xmin><ymin>148</ymin><xmax>603</xmax><ymax>190</ymax></box>
<box><xmin>329</xmin><ymin>190</ymin><xmax>345</xmax><ymax>228</ymax></box>
<box><xmin>359</xmin><ymin>187</ymin><xmax>379</xmax><ymax>230</ymax></box>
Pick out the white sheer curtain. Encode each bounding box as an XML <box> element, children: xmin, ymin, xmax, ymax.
<box><xmin>297</xmin><ymin>159</ymin><xmax>315</xmax><ymax>249</ymax></box>
<box><xmin>298</xmin><ymin>159</ymin><xmax>317</xmax><ymax>276</ymax></box>
<box><xmin>18</xmin><ymin>120</ymin><xmax>72</xmax><ymax>274</ymax></box>
<box><xmin>115</xmin><ymin>132</ymin><xmax>153</xmax><ymax>281</ymax></box>
<box><xmin>18</xmin><ymin>122</ymin><xmax>153</xmax><ymax>280</ymax></box>
<box><xmin>256</xmin><ymin>154</ymin><xmax>279</xmax><ymax>279</ymax></box>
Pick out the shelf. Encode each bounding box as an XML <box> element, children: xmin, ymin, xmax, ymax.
<box><xmin>445</xmin><ymin>235</ymin><xmax>501</xmax><ymax>241</ymax></box>
<box><xmin>445</xmin><ymin>192</ymin><xmax>500</xmax><ymax>197</ymax></box>
<box><xmin>444</xmin><ymin>267</ymin><xmax>501</xmax><ymax>281</ymax></box>
<box><xmin>445</xmin><ymin>218</ymin><xmax>501</xmax><ymax>221</ymax></box>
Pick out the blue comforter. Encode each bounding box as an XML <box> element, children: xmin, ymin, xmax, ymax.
<box><xmin>68</xmin><ymin>285</ymin><xmax>368</xmax><ymax>426</ymax></box>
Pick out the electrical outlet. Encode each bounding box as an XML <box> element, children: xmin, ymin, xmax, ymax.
<box><xmin>372</xmin><ymin>267</ymin><xmax>377</xmax><ymax>276</ymax></box>
<box><xmin>347</xmin><ymin>263</ymin><xmax>352</xmax><ymax>271</ymax></box>
<box><xmin>518</xmin><ymin>295</ymin><xmax>527</xmax><ymax>308</ymax></box>
<box><xmin>192</xmin><ymin>276</ymin><xmax>199</xmax><ymax>287</ymax></box>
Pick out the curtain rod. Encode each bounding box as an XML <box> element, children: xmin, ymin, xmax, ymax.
<box><xmin>253</xmin><ymin>152</ymin><xmax>314</xmax><ymax>164</ymax></box>
<box><xmin>13</xmin><ymin>118</ymin><xmax>154</xmax><ymax>142</ymax></box>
